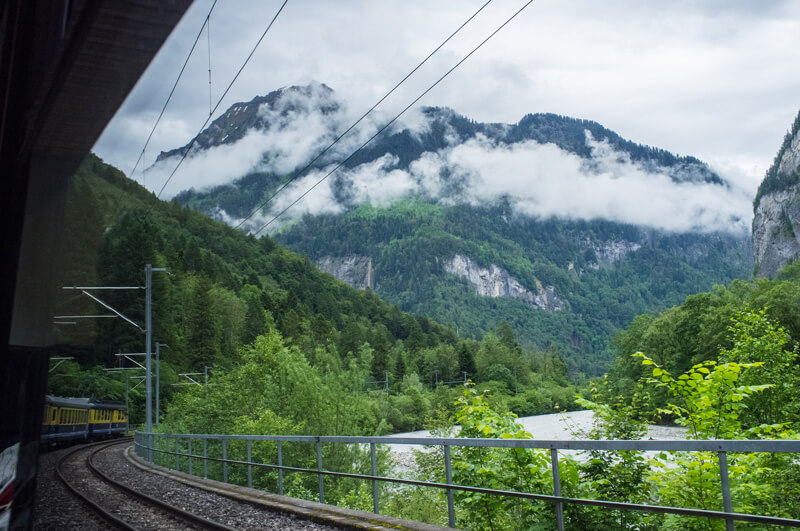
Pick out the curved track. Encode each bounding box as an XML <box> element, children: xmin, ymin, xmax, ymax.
<box><xmin>56</xmin><ymin>438</ymin><xmax>239</xmax><ymax>531</ymax></box>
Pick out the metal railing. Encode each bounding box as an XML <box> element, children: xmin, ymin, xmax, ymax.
<box><xmin>134</xmin><ymin>431</ymin><xmax>800</xmax><ymax>530</ymax></box>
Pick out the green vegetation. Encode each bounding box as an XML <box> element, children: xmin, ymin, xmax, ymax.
<box><xmin>276</xmin><ymin>198</ymin><xmax>750</xmax><ymax>376</ymax></box>
<box><xmin>53</xmin><ymin>154</ymin><xmax>800</xmax><ymax>529</ymax></box>
<box><xmin>608</xmin><ymin>263</ymin><xmax>800</xmax><ymax>424</ymax></box>
<box><xmin>53</xmin><ymin>154</ymin><xmax>579</xmax><ymax>427</ymax></box>
<box><xmin>401</xmin><ymin>309</ymin><xmax>799</xmax><ymax>529</ymax></box>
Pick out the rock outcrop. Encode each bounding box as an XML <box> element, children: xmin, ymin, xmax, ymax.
<box><xmin>443</xmin><ymin>255</ymin><xmax>566</xmax><ymax>311</ymax></box>
<box><xmin>582</xmin><ymin>239</ymin><xmax>641</xmax><ymax>268</ymax></box>
<box><xmin>316</xmin><ymin>256</ymin><xmax>374</xmax><ymax>290</ymax></box>
<box><xmin>753</xmin><ymin>111</ymin><xmax>800</xmax><ymax>278</ymax></box>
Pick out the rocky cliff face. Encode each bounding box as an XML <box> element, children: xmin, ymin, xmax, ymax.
<box><xmin>316</xmin><ymin>255</ymin><xmax>374</xmax><ymax>290</ymax></box>
<box><xmin>443</xmin><ymin>254</ymin><xmax>566</xmax><ymax>311</ymax></box>
<box><xmin>753</xmin><ymin>111</ymin><xmax>800</xmax><ymax>278</ymax></box>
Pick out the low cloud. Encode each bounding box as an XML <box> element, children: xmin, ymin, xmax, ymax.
<box><xmin>237</xmin><ymin>131</ymin><xmax>752</xmax><ymax>235</ymax></box>
<box><xmin>152</xmin><ymin>86</ymin><xmax>753</xmax><ymax>235</ymax></box>
<box><xmin>149</xmin><ymin>82</ymin><xmax>383</xmax><ymax>197</ymax></box>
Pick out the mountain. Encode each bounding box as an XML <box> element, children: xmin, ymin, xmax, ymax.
<box><xmin>161</xmin><ymin>83</ymin><xmax>753</xmax><ymax>374</ymax></box>
<box><xmin>57</xmin><ymin>154</ymin><xmax>460</xmax><ymax>372</ymax></box>
<box><xmin>58</xmin><ymin>154</ymin><xmax>589</xmax><ymax>429</ymax></box>
<box><xmin>752</xmin><ymin>110</ymin><xmax>800</xmax><ymax>278</ymax></box>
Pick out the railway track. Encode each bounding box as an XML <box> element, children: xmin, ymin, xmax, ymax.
<box><xmin>56</xmin><ymin>438</ymin><xmax>239</xmax><ymax>531</ymax></box>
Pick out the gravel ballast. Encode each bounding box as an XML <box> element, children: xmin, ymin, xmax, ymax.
<box><xmin>33</xmin><ymin>441</ymin><xmax>335</xmax><ymax>530</ymax></box>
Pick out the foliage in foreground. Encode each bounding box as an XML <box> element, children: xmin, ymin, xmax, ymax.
<box><xmin>396</xmin><ymin>309</ymin><xmax>800</xmax><ymax>530</ymax></box>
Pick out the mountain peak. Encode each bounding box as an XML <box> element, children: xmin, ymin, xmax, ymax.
<box><xmin>156</xmin><ymin>82</ymin><xmax>339</xmax><ymax>162</ymax></box>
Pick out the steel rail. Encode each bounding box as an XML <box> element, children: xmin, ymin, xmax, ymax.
<box><xmin>59</xmin><ymin>438</ymin><xmax>240</xmax><ymax>531</ymax></box>
<box><xmin>56</xmin><ymin>439</ymin><xmax>139</xmax><ymax>531</ymax></box>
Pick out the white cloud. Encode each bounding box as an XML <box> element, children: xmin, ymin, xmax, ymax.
<box><xmin>93</xmin><ymin>0</ymin><xmax>800</xmax><ymax>191</ymax></box>
<box><xmin>235</xmin><ymin>128</ymin><xmax>752</xmax><ymax>235</ymax></box>
<box><xmin>420</xmin><ymin>134</ymin><xmax>752</xmax><ymax>233</ymax></box>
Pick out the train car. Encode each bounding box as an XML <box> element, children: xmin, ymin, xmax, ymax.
<box><xmin>40</xmin><ymin>397</ymin><xmax>91</xmax><ymax>445</ymax></box>
<box><xmin>88</xmin><ymin>401</ymin><xmax>127</xmax><ymax>438</ymax></box>
<box><xmin>41</xmin><ymin>397</ymin><xmax>128</xmax><ymax>445</ymax></box>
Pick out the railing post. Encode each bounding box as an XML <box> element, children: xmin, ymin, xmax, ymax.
<box><xmin>550</xmin><ymin>448</ymin><xmax>564</xmax><ymax>531</ymax></box>
<box><xmin>247</xmin><ymin>439</ymin><xmax>253</xmax><ymax>488</ymax></box>
<box><xmin>176</xmin><ymin>436</ymin><xmax>180</xmax><ymax>472</ymax></box>
<box><xmin>370</xmin><ymin>442</ymin><xmax>379</xmax><ymax>514</ymax></box>
<box><xmin>444</xmin><ymin>443</ymin><xmax>455</xmax><ymax>528</ymax></box>
<box><xmin>203</xmin><ymin>438</ymin><xmax>208</xmax><ymax>479</ymax></box>
<box><xmin>188</xmin><ymin>438</ymin><xmax>193</xmax><ymax>475</ymax></box>
<box><xmin>718</xmin><ymin>451</ymin><xmax>735</xmax><ymax>531</ymax></box>
<box><xmin>316</xmin><ymin>438</ymin><xmax>325</xmax><ymax>504</ymax></box>
<box><xmin>223</xmin><ymin>438</ymin><xmax>228</xmax><ymax>483</ymax></box>
<box><xmin>149</xmin><ymin>432</ymin><xmax>153</xmax><ymax>462</ymax></box>
<box><xmin>278</xmin><ymin>441</ymin><xmax>284</xmax><ymax>495</ymax></box>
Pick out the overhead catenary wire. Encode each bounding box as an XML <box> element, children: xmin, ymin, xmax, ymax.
<box><xmin>155</xmin><ymin>0</ymin><xmax>290</xmax><ymax>200</ymax></box>
<box><xmin>207</xmin><ymin>7</ymin><xmax>213</xmax><ymax>116</ymax></box>
<box><xmin>233</xmin><ymin>0</ymin><xmax>494</xmax><ymax>230</ymax></box>
<box><xmin>251</xmin><ymin>0</ymin><xmax>535</xmax><ymax>236</ymax></box>
<box><xmin>129</xmin><ymin>0</ymin><xmax>219</xmax><ymax>183</ymax></box>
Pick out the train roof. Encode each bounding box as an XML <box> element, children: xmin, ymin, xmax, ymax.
<box><xmin>89</xmin><ymin>400</ymin><xmax>125</xmax><ymax>410</ymax></box>
<box><xmin>45</xmin><ymin>396</ymin><xmax>125</xmax><ymax>409</ymax></box>
<box><xmin>45</xmin><ymin>396</ymin><xmax>91</xmax><ymax>408</ymax></box>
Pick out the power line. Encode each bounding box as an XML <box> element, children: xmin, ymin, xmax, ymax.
<box><xmin>129</xmin><ymin>0</ymin><xmax>219</xmax><ymax>183</ymax></box>
<box><xmin>233</xmin><ymin>0</ymin><xmax>493</xmax><ymax>230</ymax></box>
<box><xmin>155</xmin><ymin>0</ymin><xmax>290</xmax><ymax>200</ymax></box>
<box><xmin>252</xmin><ymin>0</ymin><xmax>534</xmax><ymax>235</ymax></box>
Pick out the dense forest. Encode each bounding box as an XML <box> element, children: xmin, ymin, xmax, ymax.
<box><xmin>606</xmin><ymin>263</ymin><xmax>800</xmax><ymax>425</ymax></box>
<box><xmin>275</xmin><ymin>199</ymin><xmax>750</xmax><ymax>375</ymax></box>
<box><xmin>50</xmin><ymin>154</ymin><xmax>580</xmax><ymax>429</ymax></box>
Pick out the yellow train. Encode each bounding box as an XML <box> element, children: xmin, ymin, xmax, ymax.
<box><xmin>41</xmin><ymin>395</ymin><xmax>127</xmax><ymax>444</ymax></box>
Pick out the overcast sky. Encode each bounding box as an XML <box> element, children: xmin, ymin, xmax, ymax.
<box><xmin>94</xmin><ymin>0</ymin><xmax>800</xmax><ymax>210</ymax></box>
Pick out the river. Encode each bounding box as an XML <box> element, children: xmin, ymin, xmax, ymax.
<box><xmin>384</xmin><ymin>410</ymin><xmax>688</xmax><ymax>467</ymax></box>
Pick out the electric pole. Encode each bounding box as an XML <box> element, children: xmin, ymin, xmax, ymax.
<box><xmin>145</xmin><ymin>264</ymin><xmax>166</xmax><ymax>437</ymax></box>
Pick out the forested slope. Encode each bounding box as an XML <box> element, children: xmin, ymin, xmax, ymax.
<box><xmin>51</xmin><ymin>154</ymin><xmax>579</xmax><ymax>428</ymax></box>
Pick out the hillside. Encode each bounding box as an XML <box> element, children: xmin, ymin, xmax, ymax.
<box><xmin>56</xmin><ymin>154</ymin><xmax>587</xmax><ymax>426</ymax></box>
<box><xmin>55</xmin><ymin>154</ymin><xmax>458</xmax><ymax>390</ymax></box>
<box><xmin>276</xmin><ymin>200</ymin><xmax>750</xmax><ymax>374</ymax></box>
<box><xmin>161</xmin><ymin>84</ymin><xmax>753</xmax><ymax>375</ymax></box>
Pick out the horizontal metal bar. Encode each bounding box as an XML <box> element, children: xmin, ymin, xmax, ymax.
<box><xmin>135</xmin><ymin>431</ymin><xmax>800</xmax><ymax>453</ymax></box>
<box><xmin>134</xmin><ymin>441</ymin><xmax>800</xmax><ymax>527</ymax></box>
<box><xmin>63</xmin><ymin>286</ymin><xmax>145</xmax><ymax>290</ymax></box>
<box><xmin>53</xmin><ymin>315</ymin><xmax>117</xmax><ymax>319</ymax></box>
